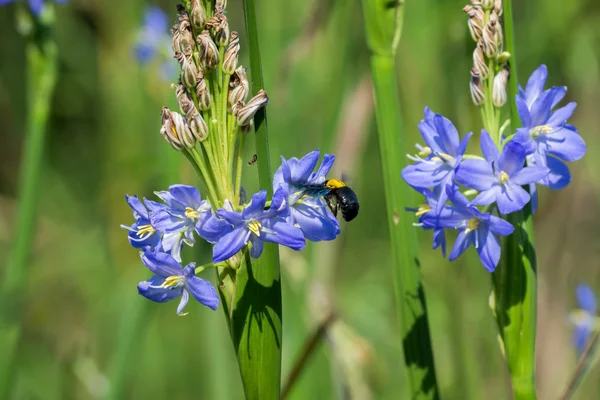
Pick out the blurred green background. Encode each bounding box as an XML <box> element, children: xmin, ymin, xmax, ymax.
<box><xmin>0</xmin><ymin>0</ymin><xmax>599</xmax><ymax>398</ymax></box>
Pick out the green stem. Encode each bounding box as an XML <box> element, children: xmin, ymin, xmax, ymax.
<box><xmin>234</xmin><ymin>131</ymin><xmax>245</xmax><ymax>204</ymax></box>
<box><xmin>185</xmin><ymin>148</ymin><xmax>221</xmax><ymax>207</ymax></box>
<box><xmin>492</xmin><ymin>1</ymin><xmax>537</xmax><ymax>399</ymax></box>
<box><xmin>0</xmin><ymin>15</ymin><xmax>58</xmax><ymax>400</ymax></box>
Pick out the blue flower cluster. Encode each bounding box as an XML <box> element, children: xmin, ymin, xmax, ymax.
<box><xmin>403</xmin><ymin>65</ymin><xmax>586</xmax><ymax>272</ymax></box>
<box><xmin>570</xmin><ymin>284</ymin><xmax>597</xmax><ymax>356</ymax></box>
<box><xmin>122</xmin><ymin>150</ymin><xmax>341</xmax><ymax>314</ymax></box>
<box><xmin>0</xmin><ymin>0</ymin><xmax>66</xmax><ymax>16</ymax></box>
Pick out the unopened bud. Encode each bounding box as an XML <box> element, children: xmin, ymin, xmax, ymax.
<box><xmin>161</xmin><ymin>107</ymin><xmax>195</xmax><ymax>150</ymax></box>
<box><xmin>492</xmin><ymin>65</ymin><xmax>509</xmax><ymax>108</ymax></box>
<box><xmin>463</xmin><ymin>4</ymin><xmax>485</xmax><ymax>42</ymax></box>
<box><xmin>187</xmin><ymin>107</ymin><xmax>209</xmax><ymax>142</ymax></box>
<box><xmin>190</xmin><ymin>0</ymin><xmax>206</xmax><ymax>32</ymax></box>
<box><xmin>216</xmin><ymin>0</ymin><xmax>227</xmax><ymax>12</ymax></box>
<box><xmin>470</xmin><ymin>67</ymin><xmax>485</xmax><ymax>106</ymax></box>
<box><xmin>482</xmin><ymin>0</ymin><xmax>494</xmax><ymax>10</ymax></box>
<box><xmin>473</xmin><ymin>43</ymin><xmax>488</xmax><ymax>79</ymax></box>
<box><xmin>492</xmin><ymin>17</ymin><xmax>503</xmax><ymax>49</ymax></box>
<box><xmin>196</xmin><ymin>76</ymin><xmax>212</xmax><ymax>110</ymax></box>
<box><xmin>496</xmin><ymin>51</ymin><xmax>510</xmax><ymax>65</ymax></box>
<box><xmin>235</xmin><ymin>89</ymin><xmax>268</xmax><ymax>126</ymax></box>
<box><xmin>171</xmin><ymin>25</ymin><xmax>182</xmax><ymax>53</ymax></box>
<box><xmin>223</xmin><ymin>31</ymin><xmax>240</xmax><ymax>74</ymax></box>
<box><xmin>176</xmin><ymin>4</ymin><xmax>190</xmax><ymax>24</ymax></box>
<box><xmin>228</xmin><ymin>66</ymin><xmax>249</xmax><ymax>109</ymax></box>
<box><xmin>494</xmin><ymin>0</ymin><xmax>502</xmax><ymax>16</ymax></box>
<box><xmin>172</xmin><ymin>82</ymin><xmax>194</xmax><ymax>115</ymax></box>
<box><xmin>197</xmin><ymin>30</ymin><xmax>219</xmax><ymax>70</ymax></box>
<box><xmin>176</xmin><ymin>52</ymin><xmax>199</xmax><ymax>88</ymax></box>
<box><xmin>482</xmin><ymin>15</ymin><xmax>499</xmax><ymax>57</ymax></box>
<box><xmin>178</xmin><ymin>20</ymin><xmax>195</xmax><ymax>57</ymax></box>
<box><xmin>206</xmin><ymin>13</ymin><xmax>230</xmax><ymax>46</ymax></box>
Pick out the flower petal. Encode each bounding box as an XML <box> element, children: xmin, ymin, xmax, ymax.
<box><xmin>433</xmin><ymin>114</ymin><xmax>460</xmax><ymax>156</ymax></box>
<box><xmin>401</xmin><ymin>161</ymin><xmax>452</xmax><ymax>189</ymax></box>
<box><xmin>261</xmin><ymin>218</ymin><xmax>306</xmax><ymax>251</ymax></box>
<box><xmin>498</xmin><ymin>140</ymin><xmax>527</xmax><ymax>177</ymax></box>
<box><xmin>291</xmin><ymin>201</ymin><xmax>339</xmax><ymax>241</ymax></box>
<box><xmin>141</xmin><ymin>251</ymin><xmax>183</xmax><ymax>277</ymax></box>
<box><xmin>546</xmin><ymin>127</ymin><xmax>586</xmax><ymax>162</ymax></box>
<box><xmin>242</xmin><ymin>190</ymin><xmax>268</xmax><ymax>219</ymax></box>
<box><xmin>476</xmin><ymin>226</ymin><xmax>500</xmax><ymax>272</ymax></box>
<box><xmin>469</xmin><ymin>187</ymin><xmax>500</xmax><ymax>208</ymax></box>
<box><xmin>455</xmin><ymin>159</ymin><xmax>495</xmax><ymax>191</ymax></box>
<box><xmin>432</xmin><ymin>228</ymin><xmax>446</xmax><ymax>257</ymax></box>
<box><xmin>138</xmin><ymin>275</ymin><xmax>183</xmax><ymax>303</ymax></box>
<box><xmin>488</xmin><ymin>215</ymin><xmax>514</xmax><ymax>236</ymax></box>
<box><xmin>183</xmin><ymin>269</ymin><xmax>220</xmax><ymax>311</ymax></box>
<box><xmin>542</xmin><ymin>156</ymin><xmax>571</xmax><ymax>189</ymax></box>
<box><xmin>547</xmin><ymin>102</ymin><xmax>576</xmax><ymax>127</ymax></box>
<box><xmin>168</xmin><ymin>184</ymin><xmax>202</xmax><ymax>209</ymax></box>
<box><xmin>126</xmin><ymin>195</ymin><xmax>148</xmax><ymax>219</ymax></box>
<box><xmin>151</xmin><ymin>209</ymin><xmax>190</xmax><ymax>233</ymax></box>
<box><xmin>212</xmin><ymin>227</ymin><xmax>251</xmax><ymax>263</ymax></box>
<box><xmin>516</xmin><ymin>96</ymin><xmax>531</xmax><ymax>128</ymax></box>
<box><xmin>496</xmin><ymin>184</ymin><xmax>530</xmax><ymax>214</ymax></box>
<box><xmin>530</xmin><ymin>86</ymin><xmax>563</xmax><ymax>127</ymax></box>
<box><xmin>449</xmin><ymin>231</ymin><xmax>471</xmax><ymax>261</ymax></box>
<box><xmin>457</xmin><ymin>131</ymin><xmax>473</xmax><ymax>158</ymax></box>
<box><xmin>160</xmin><ymin>232</ymin><xmax>183</xmax><ymax>262</ymax></box>
<box><xmin>292</xmin><ymin>150</ymin><xmax>320</xmax><ymax>182</ymax></box>
<box><xmin>196</xmin><ymin>213</ymin><xmax>232</xmax><ymax>243</ymax></box>
<box><xmin>511</xmin><ymin>165</ymin><xmax>550</xmax><ymax>186</ymax></box>
<box><xmin>176</xmin><ymin>290</ymin><xmax>190</xmax><ymax>315</ymax></box>
<box><xmin>573</xmin><ymin>322</ymin><xmax>592</xmax><ymax>355</ymax></box>
<box><xmin>250</xmin><ymin>237</ymin><xmax>264</xmax><ymax>258</ymax></box>
<box><xmin>311</xmin><ymin>154</ymin><xmax>335</xmax><ymax>183</ymax></box>
<box><xmin>524</xmin><ymin>65</ymin><xmax>548</xmax><ymax>107</ymax></box>
<box><xmin>577</xmin><ymin>284</ymin><xmax>597</xmax><ymax>314</ymax></box>
<box><xmin>480</xmin><ymin>130</ymin><xmax>500</xmax><ymax>162</ymax></box>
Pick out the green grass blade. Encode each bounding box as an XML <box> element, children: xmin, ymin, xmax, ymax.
<box><xmin>492</xmin><ymin>2</ymin><xmax>538</xmax><ymax>399</ymax></box>
<box><xmin>360</xmin><ymin>1</ymin><xmax>439</xmax><ymax>398</ymax></box>
<box><xmin>225</xmin><ymin>2</ymin><xmax>282</xmax><ymax>399</ymax></box>
<box><xmin>0</xmin><ymin>11</ymin><xmax>59</xmax><ymax>400</ymax></box>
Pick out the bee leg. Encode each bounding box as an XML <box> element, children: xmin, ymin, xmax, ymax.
<box><xmin>325</xmin><ymin>193</ymin><xmax>338</xmax><ymax>217</ymax></box>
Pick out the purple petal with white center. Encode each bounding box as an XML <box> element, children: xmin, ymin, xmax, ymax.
<box><xmin>498</xmin><ymin>141</ymin><xmax>527</xmax><ymax>177</ymax></box>
<box><xmin>480</xmin><ymin>130</ymin><xmax>500</xmax><ymax>162</ymax></box>
<box><xmin>292</xmin><ymin>150</ymin><xmax>319</xmax><ymax>182</ymax></box>
<box><xmin>455</xmin><ymin>159</ymin><xmax>495</xmax><ymax>191</ymax></box>
<box><xmin>242</xmin><ymin>190</ymin><xmax>267</xmax><ymax>219</ymax></box>
<box><xmin>524</xmin><ymin>65</ymin><xmax>548</xmax><ymax>107</ymax></box>
<box><xmin>547</xmin><ymin>102</ymin><xmax>577</xmax><ymax>127</ymax></box>
<box><xmin>476</xmin><ymin>226</ymin><xmax>500</xmax><ymax>272</ymax></box>
<box><xmin>488</xmin><ymin>215</ymin><xmax>514</xmax><ymax>236</ymax></box>
<box><xmin>176</xmin><ymin>290</ymin><xmax>190</xmax><ymax>315</ymax></box>
<box><xmin>183</xmin><ymin>266</ymin><xmax>220</xmax><ymax>310</ymax></box>
<box><xmin>212</xmin><ymin>226</ymin><xmax>251</xmax><ymax>263</ymax></box>
<box><xmin>138</xmin><ymin>275</ymin><xmax>183</xmax><ymax>303</ymax></box>
<box><xmin>141</xmin><ymin>251</ymin><xmax>183</xmax><ymax>277</ymax></box>
<box><xmin>469</xmin><ymin>186</ymin><xmax>500</xmax><ymax>208</ymax></box>
<box><xmin>261</xmin><ymin>218</ymin><xmax>306</xmax><ymax>251</ymax></box>
<box><xmin>577</xmin><ymin>284</ymin><xmax>597</xmax><ymax>314</ymax></box>
<box><xmin>250</xmin><ymin>237</ymin><xmax>264</xmax><ymax>258</ymax></box>
<box><xmin>126</xmin><ymin>195</ymin><xmax>149</xmax><ymax>219</ymax></box>
<box><xmin>496</xmin><ymin>184</ymin><xmax>530</xmax><ymax>214</ymax></box>
<box><xmin>449</xmin><ymin>231</ymin><xmax>471</xmax><ymax>261</ymax></box>
<box><xmin>546</xmin><ymin>127</ymin><xmax>586</xmax><ymax>162</ymax></box>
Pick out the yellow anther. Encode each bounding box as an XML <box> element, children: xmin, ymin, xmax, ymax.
<box><xmin>161</xmin><ymin>275</ymin><xmax>183</xmax><ymax>288</ymax></box>
<box><xmin>532</xmin><ymin>124</ymin><xmax>552</xmax><ymax>137</ymax></box>
<box><xmin>185</xmin><ymin>207</ymin><xmax>199</xmax><ymax>220</ymax></box>
<box><xmin>499</xmin><ymin>171</ymin><xmax>509</xmax><ymax>183</ymax></box>
<box><xmin>465</xmin><ymin>218</ymin><xmax>480</xmax><ymax>234</ymax></box>
<box><xmin>326</xmin><ymin>179</ymin><xmax>347</xmax><ymax>189</ymax></box>
<box><xmin>418</xmin><ymin>146</ymin><xmax>432</xmax><ymax>157</ymax></box>
<box><xmin>415</xmin><ymin>204</ymin><xmax>431</xmax><ymax>217</ymax></box>
<box><xmin>137</xmin><ymin>224</ymin><xmax>155</xmax><ymax>237</ymax></box>
<box><xmin>247</xmin><ymin>220</ymin><xmax>262</xmax><ymax>236</ymax></box>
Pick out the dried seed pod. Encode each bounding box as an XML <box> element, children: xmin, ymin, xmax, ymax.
<box><xmin>161</xmin><ymin>107</ymin><xmax>195</xmax><ymax>149</ymax></box>
<box><xmin>470</xmin><ymin>67</ymin><xmax>485</xmax><ymax>106</ymax></box>
<box><xmin>463</xmin><ymin>4</ymin><xmax>485</xmax><ymax>42</ymax></box>
<box><xmin>190</xmin><ymin>0</ymin><xmax>206</xmax><ymax>32</ymax></box>
<box><xmin>473</xmin><ymin>42</ymin><xmax>488</xmax><ymax>79</ymax></box>
<box><xmin>171</xmin><ymin>24</ymin><xmax>182</xmax><ymax>53</ymax></box>
<box><xmin>176</xmin><ymin>52</ymin><xmax>199</xmax><ymax>88</ymax></box>
<box><xmin>235</xmin><ymin>89</ymin><xmax>268</xmax><ymax>126</ymax></box>
<box><xmin>197</xmin><ymin>30</ymin><xmax>219</xmax><ymax>70</ymax></box>
<box><xmin>228</xmin><ymin>66</ymin><xmax>249</xmax><ymax>109</ymax></box>
<box><xmin>216</xmin><ymin>0</ymin><xmax>227</xmax><ymax>12</ymax></box>
<box><xmin>206</xmin><ymin>13</ymin><xmax>230</xmax><ymax>46</ymax></box>
<box><xmin>492</xmin><ymin>65</ymin><xmax>509</xmax><ymax>108</ymax></box>
<box><xmin>196</xmin><ymin>76</ymin><xmax>212</xmax><ymax>111</ymax></box>
<box><xmin>178</xmin><ymin>20</ymin><xmax>195</xmax><ymax>57</ymax></box>
<box><xmin>173</xmin><ymin>82</ymin><xmax>194</xmax><ymax>115</ymax></box>
<box><xmin>176</xmin><ymin>4</ymin><xmax>190</xmax><ymax>24</ymax></box>
<box><xmin>223</xmin><ymin>31</ymin><xmax>240</xmax><ymax>74</ymax></box>
<box><xmin>187</xmin><ymin>107</ymin><xmax>209</xmax><ymax>142</ymax></box>
<box><xmin>482</xmin><ymin>14</ymin><xmax>499</xmax><ymax>57</ymax></box>
<box><xmin>494</xmin><ymin>0</ymin><xmax>503</xmax><ymax>16</ymax></box>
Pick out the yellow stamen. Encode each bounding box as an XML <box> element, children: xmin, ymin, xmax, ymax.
<box><xmin>418</xmin><ymin>146</ymin><xmax>432</xmax><ymax>157</ymax></box>
<box><xmin>247</xmin><ymin>220</ymin><xmax>262</xmax><ymax>236</ymax></box>
<box><xmin>137</xmin><ymin>224</ymin><xmax>155</xmax><ymax>237</ymax></box>
<box><xmin>185</xmin><ymin>207</ymin><xmax>199</xmax><ymax>220</ymax></box>
<box><xmin>161</xmin><ymin>275</ymin><xmax>183</xmax><ymax>288</ymax></box>
<box><xmin>465</xmin><ymin>218</ymin><xmax>479</xmax><ymax>234</ymax></box>
<box><xmin>532</xmin><ymin>124</ymin><xmax>552</xmax><ymax>138</ymax></box>
<box><xmin>499</xmin><ymin>171</ymin><xmax>509</xmax><ymax>183</ymax></box>
<box><xmin>326</xmin><ymin>179</ymin><xmax>347</xmax><ymax>189</ymax></box>
<box><xmin>415</xmin><ymin>204</ymin><xmax>431</xmax><ymax>217</ymax></box>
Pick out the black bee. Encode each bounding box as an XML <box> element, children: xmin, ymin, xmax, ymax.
<box><xmin>296</xmin><ymin>179</ymin><xmax>359</xmax><ymax>222</ymax></box>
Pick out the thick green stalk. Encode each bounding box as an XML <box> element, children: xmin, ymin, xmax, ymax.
<box><xmin>218</xmin><ymin>2</ymin><xmax>282</xmax><ymax>399</ymax></box>
<box><xmin>360</xmin><ymin>1</ymin><xmax>439</xmax><ymax>398</ymax></box>
<box><xmin>0</xmin><ymin>10</ymin><xmax>58</xmax><ymax>400</ymax></box>
<box><xmin>492</xmin><ymin>1</ymin><xmax>538</xmax><ymax>399</ymax></box>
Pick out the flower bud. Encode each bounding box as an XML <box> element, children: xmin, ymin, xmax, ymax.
<box><xmin>473</xmin><ymin>42</ymin><xmax>488</xmax><ymax>79</ymax></box>
<box><xmin>223</xmin><ymin>31</ymin><xmax>240</xmax><ymax>74</ymax></box>
<box><xmin>161</xmin><ymin>107</ymin><xmax>195</xmax><ymax>150</ymax></box>
<box><xmin>197</xmin><ymin>30</ymin><xmax>219</xmax><ymax>70</ymax></box>
<box><xmin>187</xmin><ymin>107</ymin><xmax>209</xmax><ymax>142</ymax></box>
<box><xmin>190</xmin><ymin>0</ymin><xmax>206</xmax><ymax>32</ymax></box>
<box><xmin>216</xmin><ymin>0</ymin><xmax>227</xmax><ymax>12</ymax></box>
<box><xmin>196</xmin><ymin>76</ymin><xmax>212</xmax><ymax>111</ymax></box>
<box><xmin>228</xmin><ymin>66</ymin><xmax>249</xmax><ymax>109</ymax></box>
<box><xmin>463</xmin><ymin>4</ymin><xmax>485</xmax><ymax>42</ymax></box>
<box><xmin>496</xmin><ymin>51</ymin><xmax>510</xmax><ymax>65</ymax></box>
<box><xmin>176</xmin><ymin>4</ymin><xmax>190</xmax><ymax>24</ymax></box>
<box><xmin>206</xmin><ymin>13</ymin><xmax>230</xmax><ymax>46</ymax></box>
<box><xmin>176</xmin><ymin>52</ymin><xmax>199</xmax><ymax>88</ymax></box>
<box><xmin>482</xmin><ymin>14</ymin><xmax>499</xmax><ymax>57</ymax></box>
<box><xmin>492</xmin><ymin>65</ymin><xmax>509</xmax><ymax>108</ymax></box>
<box><xmin>172</xmin><ymin>82</ymin><xmax>194</xmax><ymax>115</ymax></box>
<box><xmin>470</xmin><ymin>67</ymin><xmax>485</xmax><ymax>106</ymax></box>
<box><xmin>235</xmin><ymin>89</ymin><xmax>268</xmax><ymax>126</ymax></box>
<box><xmin>171</xmin><ymin>25</ymin><xmax>182</xmax><ymax>53</ymax></box>
<box><xmin>178</xmin><ymin>20</ymin><xmax>195</xmax><ymax>57</ymax></box>
<box><xmin>494</xmin><ymin>0</ymin><xmax>503</xmax><ymax>16</ymax></box>
<box><xmin>482</xmin><ymin>0</ymin><xmax>494</xmax><ymax>10</ymax></box>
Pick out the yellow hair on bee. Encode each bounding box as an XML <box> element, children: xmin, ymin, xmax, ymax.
<box><xmin>326</xmin><ymin>179</ymin><xmax>347</xmax><ymax>189</ymax></box>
